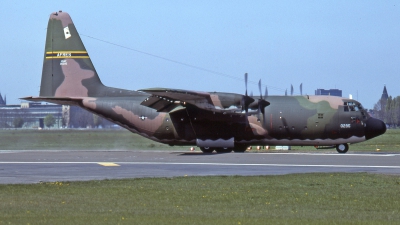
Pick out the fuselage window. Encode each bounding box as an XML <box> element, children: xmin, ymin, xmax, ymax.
<box><xmin>318</xmin><ymin>113</ymin><xmax>324</xmax><ymax>119</ymax></box>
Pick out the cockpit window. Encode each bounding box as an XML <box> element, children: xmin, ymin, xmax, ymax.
<box><xmin>343</xmin><ymin>102</ymin><xmax>363</xmax><ymax>112</ymax></box>
<box><xmin>343</xmin><ymin>101</ymin><xmax>367</xmax><ymax>119</ymax></box>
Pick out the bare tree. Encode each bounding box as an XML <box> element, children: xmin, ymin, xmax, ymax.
<box><xmin>70</xmin><ymin>107</ymin><xmax>94</xmax><ymax>128</ymax></box>
<box><xmin>93</xmin><ymin>114</ymin><xmax>103</xmax><ymax>128</ymax></box>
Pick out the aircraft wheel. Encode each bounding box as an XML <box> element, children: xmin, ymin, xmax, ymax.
<box><xmin>233</xmin><ymin>147</ymin><xmax>247</xmax><ymax>153</ymax></box>
<box><xmin>232</xmin><ymin>144</ymin><xmax>248</xmax><ymax>153</ymax></box>
<box><xmin>233</xmin><ymin>149</ymin><xmax>246</xmax><ymax>153</ymax></box>
<box><xmin>215</xmin><ymin>148</ymin><xmax>232</xmax><ymax>153</ymax></box>
<box><xmin>336</xmin><ymin>143</ymin><xmax>349</xmax><ymax>154</ymax></box>
<box><xmin>200</xmin><ymin>147</ymin><xmax>214</xmax><ymax>153</ymax></box>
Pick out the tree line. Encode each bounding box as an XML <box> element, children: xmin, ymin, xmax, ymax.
<box><xmin>373</xmin><ymin>96</ymin><xmax>400</xmax><ymax>127</ymax></box>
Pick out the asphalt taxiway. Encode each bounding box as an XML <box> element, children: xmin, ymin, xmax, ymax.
<box><xmin>0</xmin><ymin>150</ymin><xmax>399</xmax><ymax>184</ymax></box>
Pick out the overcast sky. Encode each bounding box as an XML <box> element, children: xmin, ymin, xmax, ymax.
<box><xmin>1</xmin><ymin>0</ymin><xmax>399</xmax><ymax>109</ymax></box>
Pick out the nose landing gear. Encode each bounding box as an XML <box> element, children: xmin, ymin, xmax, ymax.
<box><xmin>200</xmin><ymin>147</ymin><xmax>214</xmax><ymax>153</ymax></box>
<box><xmin>336</xmin><ymin>143</ymin><xmax>349</xmax><ymax>154</ymax></box>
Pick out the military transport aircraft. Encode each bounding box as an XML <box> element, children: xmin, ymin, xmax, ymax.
<box><xmin>22</xmin><ymin>11</ymin><xmax>386</xmax><ymax>154</ymax></box>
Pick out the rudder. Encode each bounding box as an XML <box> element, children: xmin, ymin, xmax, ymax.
<box><xmin>40</xmin><ymin>11</ymin><xmax>105</xmax><ymax>97</ymax></box>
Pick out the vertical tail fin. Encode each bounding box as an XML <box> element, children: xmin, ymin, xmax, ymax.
<box><xmin>40</xmin><ymin>11</ymin><xmax>105</xmax><ymax>97</ymax></box>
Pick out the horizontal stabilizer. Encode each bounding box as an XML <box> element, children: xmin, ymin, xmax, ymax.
<box><xmin>20</xmin><ymin>96</ymin><xmax>83</xmax><ymax>106</ymax></box>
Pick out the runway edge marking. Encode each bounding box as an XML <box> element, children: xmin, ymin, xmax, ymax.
<box><xmin>98</xmin><ymin>163</ymin><xmax>120</xmax><ymax>167</ymax></box>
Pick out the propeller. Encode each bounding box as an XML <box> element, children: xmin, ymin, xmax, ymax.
<box><xmin>257</xmin><ymin>79</ymin><xmax>270</xmax><ymax>127</ymax></box>
<box><xmin>300</xmin><ymin>83</ymin><xmax>303</xmax><ymax>95</ymax></box>
<box><xmin>291</xmin><ymin>84</ymin><xmax>294</xmax><ymax>96</ymax></box>
<box><xmin>241</xmin><ymin>73</ymin><xmax>255</xmax><ymax>119</ymax></box>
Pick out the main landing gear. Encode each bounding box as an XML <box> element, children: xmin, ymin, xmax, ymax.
<box><xmin>199</xmin><ymin>146</ymin><xmax>248</xmax><ymax>153</ymax></box>
<box><xmin>200</xmin><ymin>147</ymin><xmax>232</xmax><ymax>153</ymax></box>
<box><xmin>336</xmin><ymin>143</ymin><xmax>349</xmax><ymax>154</ymax></box>
<box><xmin>199</xmin><ymin>147</ymin><xmax>214</xmax><ymax>153</ymax></box>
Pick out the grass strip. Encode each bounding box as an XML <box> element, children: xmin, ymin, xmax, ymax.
<box><xmin>0</xmin><ymin>173</ymin><xmax>399</xmax><ymax>224</ymax></box>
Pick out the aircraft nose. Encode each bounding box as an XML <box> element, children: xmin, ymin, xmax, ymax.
<box><xmin>365</xmin><ymin>117</ymin><xmax>386</xmax><ymax>140</ymax></box>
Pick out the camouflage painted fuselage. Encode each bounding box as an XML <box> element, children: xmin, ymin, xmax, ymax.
<box><xmin>76</xmin><ymin>93</ymin><xmax>370</xmax><ymax>147</ymax></box>
<box><xmin>23</xmin><ymin>11</ymin><xmax>386</xmax><ymax>152</ymax></box>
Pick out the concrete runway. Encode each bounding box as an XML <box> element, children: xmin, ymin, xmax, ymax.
<box><xmin>0</xmin><ymin>150</ymin><xmax>399</xmax><ymax>184</ymax></box>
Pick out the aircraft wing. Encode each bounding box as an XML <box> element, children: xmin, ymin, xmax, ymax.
<box><xmin>139</xmin><ymin>88</ymin><xmax>215</xmax><ymax>112</ymax></box>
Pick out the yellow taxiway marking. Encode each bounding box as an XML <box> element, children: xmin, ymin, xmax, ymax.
<box><xmin>98</xmin><ymin>162</ymin><xmax>120</xmax><ymax>167</ymax></box>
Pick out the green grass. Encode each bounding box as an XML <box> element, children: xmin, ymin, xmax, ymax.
<box><xmin>1</xmin><ymin>129</ymin><xmax>399</xmax><ymax>152</ymax></box>
<box><xmin>352</xmin><ymin>128</ymin><xmax>400</xmax><ymax>151</ymax></box>
<box><xmin>0</xmin><ymin>173</ymin><xmax>399</xmax><ymax>224</ymax></box>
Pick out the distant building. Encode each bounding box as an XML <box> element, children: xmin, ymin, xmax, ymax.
<box><xmin>0</xmin><ymin>102</ymin><xmax>116</xmax><ymax>129</ymax></box>
<box><xmin>0</xmin><ymin>102</ymin><xmax>63</xmax><ymax>128</ymax></box>
<box><xmin>315</xmin><ymin>89</ymin><xmax>342</xmax><ymax>97</ymax></box>
<box><xmin>381</xmin><ymin>85</ymin><xmax>388</xmax><ymax>101</ymax></box>
<box><xmin>379</xmin><ymin>85</ymin><xmax>389</xmax><ymax>113</ymax></box>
